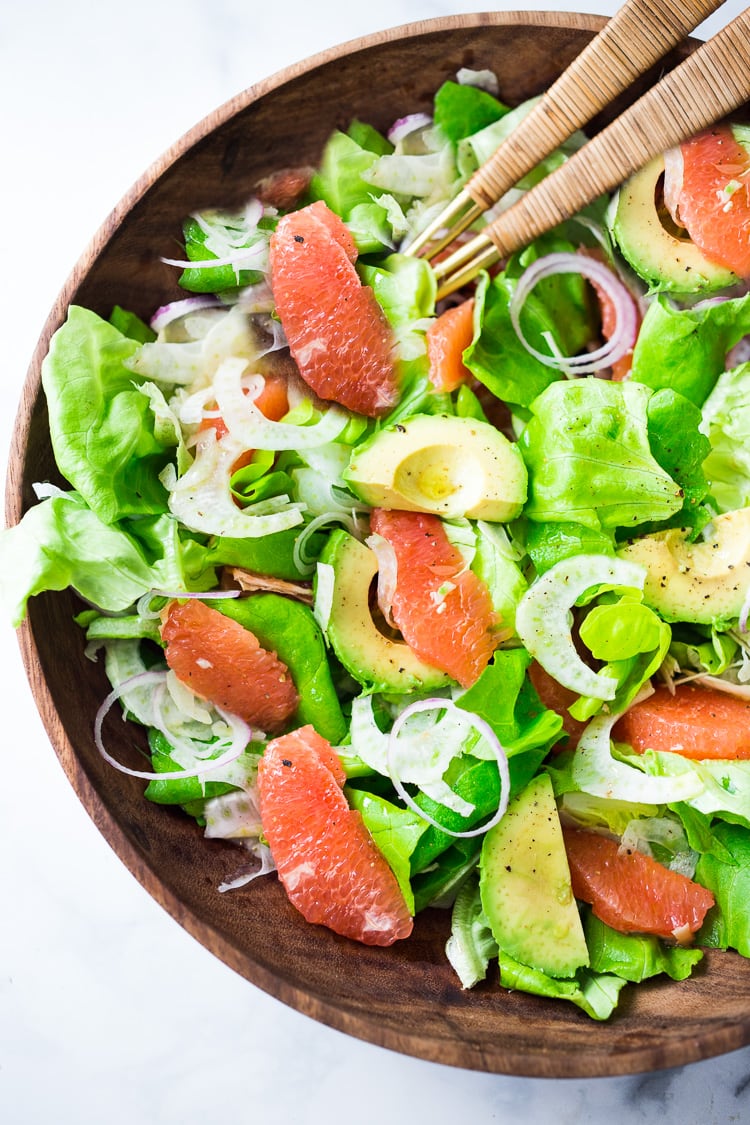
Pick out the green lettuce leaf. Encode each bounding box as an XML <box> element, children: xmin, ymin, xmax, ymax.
<box><xmin>584</xmin><ymin>911</ymin><xmax>703</xmax><ymax>982</ymax></box>
<box><xmin>445</xmin><ymin>876</ymin><xmax>498</xmax><ymax>988</ymax></box>
<box><xmin>0</xmin><ymin>494</ymin><xmax>185</xmax><ymax>626</ymax></box>
<box><xmin>433</xmin><ymin>80</ymin><xmax>509</xmax><ymax>145</ymax></box>
<box><xmin>571</xmin><ymin>594</ymin><xmax>671</xmax><ymax>720</ymax></box>
<box><xmin>700</xmin><ymin>362</ymin><xmax>750</xmax><ymax>513</ymax></box>
<box><xmin>695</xmin><ymin>821</ymin><xmax>750</xmax><ymax>955</ymax></box>
<box><xmin>519</xmin><ymin>379</ymin><xmax>684</xmax><ymax>531</ymax></box>
<box><xmin>526</xmin><ymin>520</ymin><xmax>614</xmax><ymax>574</ymax></box>
<box><xmin>631</xmin><ymin>292</ymin><xmax>750</xmax><ymax>407</ymax></box>
<box><xmin>497</xmin><ymin>954</ymin><xmax>628</xmax><ymax>1020</ymax></box>
<box><xmin>212</xmin><ymin>593</ymin><xmax>347</xmax><ymax>744</ymax></box>
<box><xmin>347</xmin><ymin>788</ymin><xmax>426</xmax><ymax>914</ymax></box>
<box><xmin>178</xmin><ymin>214</ymin><xmax>267</xmax><ymax>293</ymax></box>
<box><xmin>644</xmin><ymin>387</ymin><xmax>710</xmax><ymax>527</ymax></box>
<box><xmin>41</xmin><ymin>306</ymin><xmax>174</xmax><ymax>523</ymax></box>
<box><xmin>456</xmin><ymin>648</ymin><xmax>564</xmax><ymax>756</ymax></box>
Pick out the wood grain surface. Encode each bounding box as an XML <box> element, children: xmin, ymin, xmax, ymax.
<box><xmin>6</xmin><ymin>11</ymin><xmax>750</xmax><ymax>1078</ymax></box>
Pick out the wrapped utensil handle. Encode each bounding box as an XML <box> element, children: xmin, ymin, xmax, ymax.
<box><xmin>468</xmin><ymin>0</ymin><xmax>727</xmax><ymax>210</ymax></box>
<box><xmin>484</xmin><ymin>6</ymin><xmax>750</xmax><ymax>259</ymax></box>
<box><xmin>435</xmin><ymin>7</ymin><xmax>750</xmax><ymax>294</ymax></box>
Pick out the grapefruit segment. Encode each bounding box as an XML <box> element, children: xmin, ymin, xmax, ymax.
<box><xmin>665</xmin><ymin>126</ymin><xmax>750</xmax><ymax>278</ymax></box>
<box><xmin>369</xmin><ymin>508</ymin><xmax>499</xmax><ymax>688</ymax></box>
<box><xmin>257</xmin><ymin>726</ymin><xmax>413</xmax><ymax>946</ymax></box>
<box><xmin>269</xmin><ymin>200</ymin><xmax>400</xmax><ymax>417</ymax></box>
<box><xmin>563</xmin><ymin>826</ymin><xmax>714</xmax><ymax>940</ymax></box>
<box><xmin>426</xmin><ymin>298</ymin><xmax>475</xmax><ymax>392</ymax></box>
<box><xmin>161</xmin><ymin>598</ymin><xmax>298</xmax><ymax>733</ymax></box>
<box><xmin>613</xmin><ymin>683</ymin><xmax>750</xmax><ymax>760</ymax></box>
<box><xmin>527</xmin><ymin>660</ymin><xmax>589</xmax><ymax>751</ymax></box>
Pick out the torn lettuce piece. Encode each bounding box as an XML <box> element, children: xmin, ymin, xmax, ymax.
<box><xmin>700</xmin><ymin>362</ymin><xmax>750</xmax><ymax>513</ymax></box>
<box><xmin>497</xmin><ymin>954</ymin><xmax>628</xmax><ymax>1020</ymax></box>
<box><xmin>525</xmin><ymin>520</ymin><xmax>614</xmax><ymax>575</ymax></box>
<box><xmin>631</xmin><ymin>291</ymin><xmax>750</xmax><ymax>407</ymax></box>
<box><xmin>347</xmin><ymin>788</ymin><xmax>426</xmax><ymax>915</ymax></box>
<box><xmin>41</xmin><ymin>306</ymin><xmax>173</xmax><ymax>523</ymax></box>
<box><xmin>0</xmin><ymin>495</ymin><xmax>186</xmax><ymax>626</ymax></box>
<box><xmin>695</xmin><ymin>821</ymin><xmax>750</xmax><ymax>955</ymax></box>
<box><xmin>433</xmin><ymin>79</ymin><xmax>509</xmax><ymax>146</ymax></box>
<box><xmin>471</xmin><ymin>521</ymin><xmax>528</xmax><ymax>633</ymax></box>
<box><xmin>445</xmin><ymin>876</ymin><xmax>498</xmax><ymax>988</ymax></box>
<box><xmin>644</xmin><ymin>388</ymin><xmax>710</xmax><ymax>529</ymax></box>
<box><xmin>358</xmin><ymin>252</ymin><xmax>436</xmax><ymax>367</ymax></box>
<box><xmin>520</xmin><ymin>379</ymin><xmax>684</xmax><ymax>531</ymax></box>
<box><xmin>584</xmin><ymin>911</ymin><xmax>703</xmax><ymax>982</ymax></box>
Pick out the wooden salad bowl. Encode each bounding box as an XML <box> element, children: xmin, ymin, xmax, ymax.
<box><xmin>7</xmin><ymin>11</ymin><xmax>750</xmax><ymax>1078</ymax></box>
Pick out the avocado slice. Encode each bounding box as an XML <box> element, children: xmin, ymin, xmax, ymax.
<box><xmin>608</xmin><ymin>156</ymin><xmax>738</xmax><ymax>294</ymax></box>
<box><xmin>344</xmin><ymin>413</ymin><xmax>527</xmax><ymax>522</ymax></box>
<box><xmin>617</xmin><ymin>506</ymin><xmax>750</xmax><ymax>624</ymax></box>
<box><xmin>316</xmin><ymin>528</ymin><xmax>451</xmax><ymax>693</ymax></box>
<box><xmin>479</xmin><ymin>772</ymin><xmax>589</xmax><ymax>979</ymax></box>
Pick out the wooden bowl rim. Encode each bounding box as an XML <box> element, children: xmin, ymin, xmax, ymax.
<box><xmin>9</xmin><ymin>9</ymin><xmax>750</xmax><ymax>1078</ymax></box>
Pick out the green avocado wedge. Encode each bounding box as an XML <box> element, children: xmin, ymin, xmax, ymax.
<box><xmin>316</xmin><ymin>529</ymin><xmax>450</xmax><ymax>694</ymax></box>
<box><xmin>479</xmin><ymin>772</ymin><xmax>589</xmax><ymax>979</ymax></box>
<box><xmin>608</xmin><ymin>156</ymin><xmax>738</xmax><ymax>294</ymax></box>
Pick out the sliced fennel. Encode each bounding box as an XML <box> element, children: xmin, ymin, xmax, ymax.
<box><xmin>349</xmin><ymin>693</ymin><xmax>477</xmax><ymax>814</ymax></box>
<box><xmin>571</xmin><ymin>710</ymin><xmax>704</xmax><ymax>804</ymax></box>
<box><xmin>160</xmin><ymin>431</ymin><xmax>305</xmax><ymax>538</ymax></box>
<box><xmin>212</xmin><ymin>357</ymin><xmax>349</xmax><ymax>450</ymax></box>
<box><xmin>515</xmin><ymin>554</ymin><xmax>647</xmax><ymax>699</ymax></box>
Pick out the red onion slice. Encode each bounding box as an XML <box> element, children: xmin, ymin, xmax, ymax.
<box><xmin>509</xmin><ymin>251</ymin><xmax>640</xmax><ymax>376</ymax></box>
<box><xmin>150</xmin><ymin>296</ymin><xmax>223</xmax><ymax>331</ymax></box>
<box><xmin>94</xmin><ymin>670</ymin><xmax>250</xmax><ymax>780</ymax></box>
<box><xmin>388</xmin><ymin>113</ymin><xmax>432</xmax><ymax>145</ymax></box>
<box><xmin>386</xmin><ymin>698</ymin><xmax>510</xmax><ymax>838</ymax></box>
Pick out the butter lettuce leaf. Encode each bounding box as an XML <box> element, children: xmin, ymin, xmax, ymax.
<box><xmin>520</xmin><ymin>379</ymin><xmax>684</xmax><ymax>531</ymax></box>
<box><xmin>584</xmin><ymin>911</ymin><xmax>703</xmax><ymax>982</ymax></box>
<box><xmin>700</xmin><ymin>362</ymin><xmax>750</xmax><ymax>513</ymax></box>
<box><xmin>695</xmin><ymin>822</ymin><xmax>750</xmax><ymax>955</ymax></box>
<box><xmin>0</xmin><ymin>494</ymin><xmax>186</xmax><ymax>626</ymax></box>
<box><xmin>526</xmin><ymin>520</ymin><xmax>615</xmax><ymax>574</ymax></box>
<box><xmin>497</xmin><ymin>955</ymin><xmax>627</xmax><ymax>1020</ymax></box>
<box><xmin>645</xmin><ymin>387</ymin><xmax>710</xmax><ymax>527</ymax></box>
<box><xmin>433</xmin><ymin>79</ymin><xmax>509</xmax><ymax>146</ymax></box>
<box><xmin>631</xmin><ymin>291</ymin><xmax>750</xmax><ymax>406</ymax></box>
<box><xmin>41</xmin><ymin>306</ymin><xmax>174</xmax><ymax>524</ymax></box>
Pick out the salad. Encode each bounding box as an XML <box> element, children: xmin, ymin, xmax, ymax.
<box><xmin>5</xmin><ymin>68</ymin><xmax>750</xmax><ymax>1022</ymax></box>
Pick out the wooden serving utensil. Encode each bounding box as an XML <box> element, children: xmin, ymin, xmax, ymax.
<box><xmin>405</xmin><ymin>0</ymin><xmax>727</xmax><ymax>262</ymax></box>
<box><xmin>433</xmin><ymin>5</ymin><xmax>750</xmax><ymax>297</ymax></box>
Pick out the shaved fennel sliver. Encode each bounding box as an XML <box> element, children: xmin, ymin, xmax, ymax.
<box><xmin>515</xmin><ymin>554</ymin><xmax>646</xmax><ymax>700</ymax></box>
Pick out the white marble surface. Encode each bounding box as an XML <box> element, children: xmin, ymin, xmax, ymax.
<box><xmin>3</xmin><ymin>2</ymin><xmax>750</xmax><ymax>1121</ymax></box>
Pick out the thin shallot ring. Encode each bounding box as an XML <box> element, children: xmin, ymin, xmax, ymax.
<box><xmin>94</xmin><ymin>670</ymin><xmax>251</xmax><ymax>781</ymax></box>
<box><xmin>385</xmin><ymin>697</ymin><xmax>510</xmax><ymax>838</ymax></box>
<box><xmin>509</xmin><ymin>251</ymin><xmax>639</xmax><ymax>375</ymax></box>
